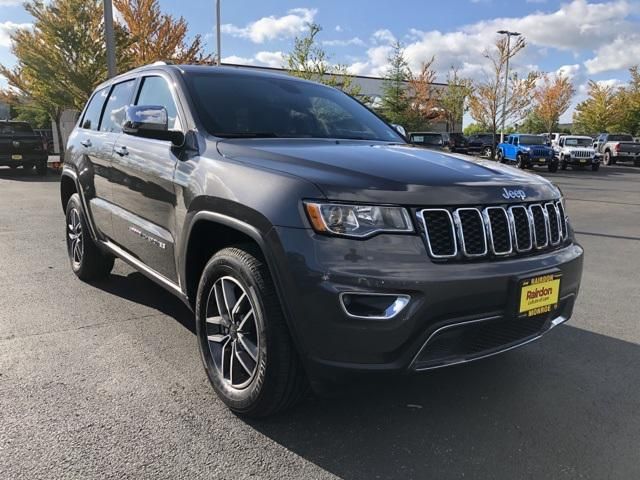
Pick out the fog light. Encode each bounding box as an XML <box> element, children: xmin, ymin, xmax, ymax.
<box><xmin>339</xmin><ymin>293</ymin><xmax>410</xmax><ymax>319</ymax></box>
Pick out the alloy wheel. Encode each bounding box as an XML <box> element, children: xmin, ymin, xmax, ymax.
<box><xmin>205</xmin><ymin>276</ymin><xmax>260</xmax><ymax>389</ymax></box>
<box><xmin>67</xmin><ymin>207</ymin><xmax>84</xmax><ymax>268</ymax></box>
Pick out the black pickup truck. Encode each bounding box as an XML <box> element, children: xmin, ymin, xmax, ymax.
<box><xmin>0</xmin><ymin>121</ymin><xmax>48</xmax><ymax>174</ymax></box>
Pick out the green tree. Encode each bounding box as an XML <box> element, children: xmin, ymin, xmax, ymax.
<box><xmin>440</xmin><ymin>67</ymin><xmax>473</xmax><ymax>132</ymax></box>
<box><xmin>572</xmin><ymin>81</ymin><xmax>620</xmax><ymax>134</ymax></box>
<box><xmin>380</xmin><ymin>41</ymin><xmax>411</xmax><ymax>125</ymax></box>
<box><xmin>463</xmin><ymin>122</ymin><xmax>490</xmax><ymax>135</ymax></box>
<box><xmin>0</xmin><ymin>0</ymin><xmax>129</xmax><ymax>158</ymax></box>
<box><xmin>520</xmin><ymin>111</ymin><xmax>547</xmax><ymax>134</ymax></box>
<box><xmin>613</xmin><ymin>66</ymin><xmax>640</xmax><ymax>135</ymax></box>
<box><xmin>285</xmin><ymin>23</ymin><xmax>361</xmax><ymax>98</ymax></box>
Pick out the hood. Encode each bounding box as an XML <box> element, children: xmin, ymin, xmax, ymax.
<box><xmin>217</xmin><ymin>139</ymin><xmax>560</xmax><ymax>205</ymax></box>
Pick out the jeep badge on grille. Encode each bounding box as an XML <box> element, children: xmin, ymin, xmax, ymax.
<box><xmin>502</xmin><ymin>188</ymin><xmax>527</xmax><ymax>200</ymax></box>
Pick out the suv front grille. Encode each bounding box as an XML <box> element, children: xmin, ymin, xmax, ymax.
<box><xmin>418</xmin><ymin>200</ymin><xmax>568</xmax><ymax>261</ymax></box>
<box><xmin>532</xmin><ymin>148</ymin><xmax>550</xmax><ymax>157</ymax></box>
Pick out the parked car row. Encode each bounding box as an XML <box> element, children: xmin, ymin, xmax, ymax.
<box><xmin>407</xmin><ymin>130</ymin><xmax>640</xmax><ymax>171</ymax></box>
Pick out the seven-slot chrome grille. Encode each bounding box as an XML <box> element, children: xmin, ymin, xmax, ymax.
<box><xmin>572</xmin><ymin>150</ymin><xmax>592</xmax><ymax>158</ymax></box>
<box><xmin>418</xmin><ymin>200</ymin><xmax>568</xmax><ymax>261</ymax></box>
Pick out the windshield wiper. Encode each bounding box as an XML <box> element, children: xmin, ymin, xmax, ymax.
<box><xmin>214</xmin><ymin>132</ymin><xmax>280</xmax><ymax>138</ymax></box>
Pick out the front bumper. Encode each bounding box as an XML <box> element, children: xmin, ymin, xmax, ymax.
<box><xmin>523</xmin><ymin>154</ymin><xmax>555</xmax><ymax>166</ymax></box>
<box><xmin>271</xmin><ymin>227</ymin><xmax>583</xmax><ymax>379</ymax></box>
<box><xmin>564</xmin><ymin>156</ymin><xmax>600</xmax><ymax>166</ymax></box>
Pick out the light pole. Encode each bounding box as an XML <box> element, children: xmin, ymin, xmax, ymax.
<box><xmin>497</xmin><ymin>30</ymin><xmax>520</xmax><ymax>143</ymax></box>
<box><xmin>104</xmin><ymin>0</ymin><xmax>117</xmax><ymax>78</ymax></box>
<box><xmin>215</xmin><ymin>0</ymin><xmax>221</xmax><ymax>65</ymax></box>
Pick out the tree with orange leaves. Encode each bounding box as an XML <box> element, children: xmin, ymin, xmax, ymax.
<box><xmin>533</xmin><ymin>73</ymin><xmax>575</xmax><ymax>134</ymax></box>
<box><xmin>114</xmin><ymin>0</ymin><xmax>210</xmax><ymax>66</ymax></box>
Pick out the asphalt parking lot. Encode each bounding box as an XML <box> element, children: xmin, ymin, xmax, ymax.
<box><xmin>1</xmin><ymin>163</ymin><xmax>639</xmax><ymax>480</ymax></box>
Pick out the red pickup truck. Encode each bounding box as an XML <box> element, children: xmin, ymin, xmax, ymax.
<box><xmin>0</xmin><ymin>121</ymin><xmax>48</xmax><ymax>175</ymax></box>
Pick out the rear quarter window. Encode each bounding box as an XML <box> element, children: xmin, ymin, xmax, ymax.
<box><xmin>80</xmin><ymin>87</ymin><xmax>109</xmax><ymax>131</ymax></box>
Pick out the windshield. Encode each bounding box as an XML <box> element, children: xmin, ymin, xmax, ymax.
<box><xmin>519</xmin><ymin>135</ymin><xmax>546</xmax><ymax>145</ymax></box>
<box><xmin>0</xmin><ymin>123</ymin><xmax>34</xmax><ymax>135</ymax></box>
<box><xmin>608</xmin><ymin>134</ymin><xmax>633</xmax><ymax>142</ymax></box>
<box><xmin>564</xmin><ymin>138</ymin><xmax>593</xmax><ymax>147</ymax></box>
<box><xmin>411</xmin><ymin>133</ymin><xmax>443</xmax><ymax>145</ymax></box>
<box><xmin>185</xmin><ymin>72</ymin><xmax>403</xmax><ymax>142</ymax></box>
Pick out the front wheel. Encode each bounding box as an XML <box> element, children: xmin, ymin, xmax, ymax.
<box><xmin>497</xmin><ymin>150</ymin><xmax>505</xmax><ymax>163</ymax></box>
<box><xmin>592</xmin><ymin>163</ymin><xmax>600</xmax><ymax>171</ymax></box>
<box><xmin>196</xmin><ymin>247</ymin><xmax>307</xmax><ymax>418</ymax></box>
<box><xmin>548</xmin><ymin>162</ymin><xmax>558</xmax><ymax>173</ymax></box>
<box><xmin>560</xmin><ymin>160</ymin><xmax>568</xmax><ymax>170</ymax></box>
<box><xmin>65</xmin><ymin>194</ymin><xmax>114</xmax><ymax>280</ymax></box>
<box><xmin>516</xmin><ymin>153</ymin><xmax>526</xmax><ymax>169</ymax></box>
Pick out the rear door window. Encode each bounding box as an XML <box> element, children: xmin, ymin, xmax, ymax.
<box><xmin>80</xmin><ymin>87</ymin><xmax>109</xmax><ymax>131</ymax></box>
<box><xmin>100</xmin><ymin>80</ymin><xmax>136</xmax><ymax>133</ymax></box>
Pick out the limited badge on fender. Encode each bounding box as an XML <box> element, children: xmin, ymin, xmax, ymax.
<box><xmin>519</xmin><ymin>273</ymin><xmax>561</xmax><ymax>317</ymax></box>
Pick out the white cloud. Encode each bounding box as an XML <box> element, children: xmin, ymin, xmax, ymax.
<box><xmin>0</xmin><ymin>21</ymin><xmax>31</xmax><ymax>48</ymax></box>
<box><xmin>556</xmin><ymin>64</ymin><xmax>581</xmax><ymax>80</ymax></box>
<box><xmin>221</xmin><ymin>8</ymin><xmax>316</xmax><ymax>44</ymax></box>
<box><xmin>322</xmin><ymin>37</ymin><xmax>365</xmax><ymax>47</ymax></box>
<box><xmin>371</xmin><ymin>29</ymin><xmax>396</xmax><ymax>45</ymax></box>
<box><xmin>222</xmin><ymin>51</ymin><xmax>285</xmax><ymax>69</ymax></box>
<box><xmin>584</xmin><ymin>34</ymin><xmax>640</xmax><ymax>74</ymax></box>
<box><xmin>335</xmin><ymin>25</ymin><xmax>343</xmax><ymax>32</ymax></box>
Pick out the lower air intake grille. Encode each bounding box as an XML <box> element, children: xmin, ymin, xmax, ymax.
<box><xmin>413</xmin><ymin>315</ymin><xmax>548</xmax><ymax>370</ymax></box>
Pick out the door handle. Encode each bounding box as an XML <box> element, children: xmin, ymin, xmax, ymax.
<box><xmin>115</xmin><ymin>146</ymin><xmax>129</xmax><ymax>156</ymax></box>
<box><xmin>80</xmin><ymin>139</ymin><xmax>92</xmax><ymax>148</ymax></box>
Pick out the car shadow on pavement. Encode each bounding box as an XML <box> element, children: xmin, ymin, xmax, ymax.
<box><xmin>249</xmin><ymin>326</ymin><xmax>640</xmax><ymax>479</ymax></box>
<box><xmin>90</xmin><ymin>271</ymin><xmax>195</xmax><ymax>334</ymax></box>
<box><xmin>0</xmin><ymin>168</ymin><xmax>60</xmax><ymax>182</ymax></box>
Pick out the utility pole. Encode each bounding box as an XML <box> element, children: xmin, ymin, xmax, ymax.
<box><xmin>104</xmin><ymin>0</ymin><xmax>117</xmax><ymax>78</ymax></box>
<box><xmin>497</xmin><ymin>30</ymin><xmax>520</xmax><ymax>142</ymax></box>
<box><xmin>215</xmin><ymin>0</ymin><xmax>221</xmax><ymax>65</ymax></box>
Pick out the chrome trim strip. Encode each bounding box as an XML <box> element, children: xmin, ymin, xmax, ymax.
<box><xmin>338</xmin><ymin>292</ymin><xmax>411</xmax><ymax>320</ymax></box>
<box><xmin>529</xmin><ymin>204</ymin><xmax>549</xmax><ymax>249</ymax></box>
<box><xmin>507</xmin><ymin>205</ymin><xmax>533</xmax><ymax>253</ymax></box>
<box><xmin>410</xmin><ymin>312</ymin><xmax>570</xmax><ymax>372</ymax></box>
<box><xmin>100</xmin><ymin>239</ymin><xmax>187</xmax><ymax>302</ymax></box>
<box><xmin>545</xmin><ymin>202</ymin><xmax>562</xmax><ymax>245</ymax></box>
<box><xmin>557</xmin><ymin>200</ymin><xmax>569</xmax><ymax>240</ymax></box>
<box><xmin>453</xmin><ymin>207</ymin><xmax>488</xmax><ymax>257</ymax></box>
<box><xmin>483</xmin><ymin>206</ymin><xmax>513</xmax><ymax>255</ymax></box>
<box><xmin>417</xmin><ymin>209</ymin><xmax>457</xmax><ymax>259</ymax></box>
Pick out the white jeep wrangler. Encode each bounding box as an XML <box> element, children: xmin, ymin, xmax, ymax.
<box><xmin>555</xmin><ymin>135</ymin><xmax>600</xmax><ymax>171</ymax></box>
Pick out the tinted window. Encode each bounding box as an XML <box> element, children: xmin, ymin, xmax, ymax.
<box><xmin>0</xmin><ymin>122</ymin><xmax>34</xmax><ymax>135</ymax></box>
<box><xmin>136</xmin><ymin>76</ymin><xmax>180</xmax><ymax>130</ymax></box>
<box><xmin>412</xmin><ymin>133</ymin><xmax>443</xmax><ymax>145</ymax></box>
<box><xmin>564</xmin><ymin>137</ymin><xmax>593</xmax><ymax>147</ymax></box>
<box><xmin>100</xmin><ymin>80</ymin><xmax>136</xmax><ymax>133</ymax></box>
<box><xmin>608</xmin><ymin>134</ymin><xmax>633</xmax><ymax>141</ymax></box>
<box><xmin>519</xmin><ymin>135</ymin><xmax>546</xmax><ymax>145</ymax></box>
<box><xmin>185</xmin><ymin>72</ymin><xmax>402</xmax><ymax>142</ymax></box>
<box><xmin>81</xmin><ymin>88</ymin><xmax>108</xmax><ymax>130</ymax></box>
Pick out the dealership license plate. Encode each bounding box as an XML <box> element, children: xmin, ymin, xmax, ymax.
<box><xmin>11</xmin><ymin>154</ymin><xmax>22</xmax><ymax>160</ymax></box>
<box><xmin>537</xmin><ymin>158</ymin><xmax>545</xmax><ymax>163</ymax></box>
<box><xmin>580</xmin><ymin>159</ymin><xmax>587</xmax><ymax>163</ymax></box>
<box><xmin>519</xmin><ymin>273</ymin><xmax>561</xmax><ymax>317</ymax></box>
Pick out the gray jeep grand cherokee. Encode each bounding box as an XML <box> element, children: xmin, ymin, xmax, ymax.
<box><xmin>61</xmin><ymin>64</ymin><xmax>583</xmax><ymax>417</ymax></box>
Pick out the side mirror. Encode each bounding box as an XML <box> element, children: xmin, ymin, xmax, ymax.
<box><xmin>391</xmin><ymin>124</ymin><xmax>406</xmax><ymax>137</ymax></box>
<box><xmin>123</xmin><ymin>105</ymin><xmax>184</xmax><ymax>146</ymax></box>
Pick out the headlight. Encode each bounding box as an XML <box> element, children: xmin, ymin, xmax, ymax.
<box><xmin>304</xmin><ymin>201</ymin><xmax>414</xmax><ymax>238</ymax></box>
<box><xmin>521</xmin><ymin>146</ymin><xmax>531</xmax><ymax>152</ymax></box>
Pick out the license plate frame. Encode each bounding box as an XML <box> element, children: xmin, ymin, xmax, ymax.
<box><xmin>518</xmin><ymin>273</ymin><xmax>562</xmax><ymax>317</ymax></box>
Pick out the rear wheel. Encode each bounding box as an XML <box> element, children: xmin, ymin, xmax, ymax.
<box><xmin>603</xmin><ymin>151</ymin><xmax>612</xmax><ymax>166</ymax></box>
<box><xmin>483</xmin><ymin>146</ymin><xmax>493</xmax><ymax>158</ymax></box>
<box><xmin>196</xmin><ymin>247</ymin><xmax>307</xmax><ymax>417</ymax></box>
<box><xmin>65</xmin><ymin>194</ymin><xmax>114</xmax><ymax>280</ymax></box>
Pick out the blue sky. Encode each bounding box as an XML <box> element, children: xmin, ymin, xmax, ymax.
<box><xmin>2</xmin><ymin>0</ymin><xmax>640</xmax><ymax>123</ymax></box>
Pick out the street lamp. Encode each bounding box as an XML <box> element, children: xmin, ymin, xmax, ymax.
<box><xmin>103</xmin><ymin>0</ymin><xmax>117</xmax><ymax>78</ymax></box>
<box><xmin>497</xmin><ymin>30</ymin><xmax>521</xmax><ymax>143</ymax></box>
<box><xmin>215</xmin><ymin>0</ymin><xmax>221</xmax><ymax>65</ymax></box>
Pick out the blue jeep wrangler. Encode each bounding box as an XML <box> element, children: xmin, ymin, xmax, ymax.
<box><xmin>497</xmin><ymin>134</ymin><xmax>558</xmax><ymax>172</ymax></box>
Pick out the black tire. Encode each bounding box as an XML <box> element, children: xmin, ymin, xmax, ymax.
<box><xmin>497</xmin><ymin>150</ymin><xmax>505</xmax><ymax>163</ymax></box>
<box><xmin>196</xmin><ymin>246</ymin><xmax>307</xmax><ymax>418</ymax></box>
<box><xmin>36</xmin><ymin>161</ymin><xmax>47</xmax><ymax>176</ymax></box>
<box><xmin>516</xmin><ymin>153</ymin><xmax>526</xmax><ymax>169</ymax></box>
<box><xmin>483</xmin><ymin>146</ymin><xmax>493</xmax><ymax>158</ymax></box>
<box><xmin>603</xmin><ymin>151</ymin><xmax>612</xmax><ymax>166</ymax></box>
<box><xmin>592</xmin><ymin>163</ymin><xmax>600</xmax><ymax>171</ymax></box>
<box><xmin>560</xmin><ymin>160</ymin><xmax>568</xmax><ymax>170</ymax></box>
<box><xmin>548</xmin><ymin>162</ymin><xmax>558</xmax><ymax>173</ymax></box>
<box><xmin>65</xmin><ymin>193</ymin><xmax>114</xmax><ymax>280</ymax></box>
